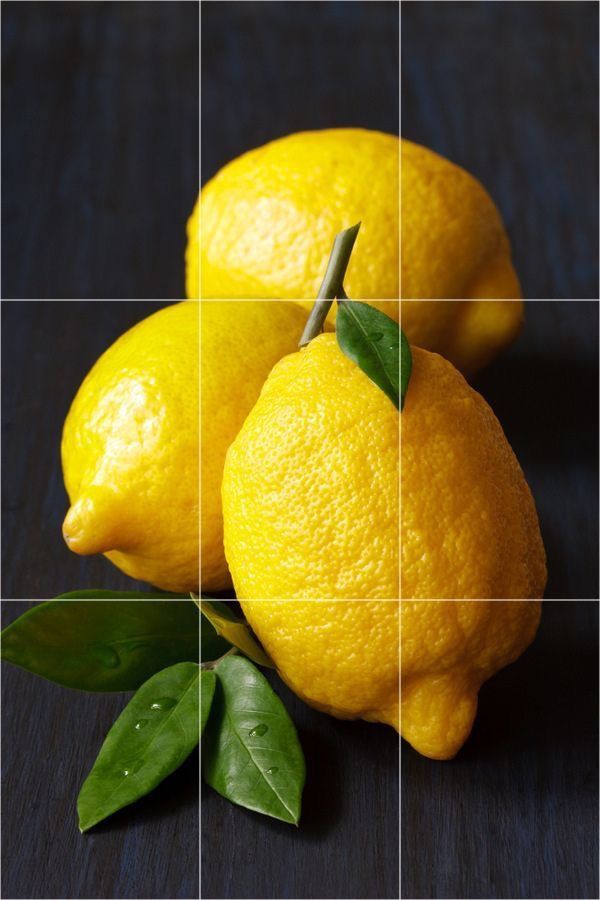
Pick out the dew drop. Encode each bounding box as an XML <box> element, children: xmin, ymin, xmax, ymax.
<box><xmin>265</xmin><ymin>766</ymin><xmax>279</xmax><ymax>775</ymax></box>
<box><xmin>249</xmin><ymin>724</ymin><xmax>268</xmax><ymax>737</ymax></box>
<box><xmin>121</xmin><ymin>759</ymin><xmax>144</xmax><ymax>776</ymax></box>
<box><xmin>149</xmin><ymin>697</ymin><xmax>177</xmax><ymax>710</ymax></box>
<box><xmin>134</xmin><ymin>719</ymin><xmax>149</xmax><ymax>730</ymax></box>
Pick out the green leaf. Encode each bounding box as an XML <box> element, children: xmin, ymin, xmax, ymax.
<box><xmin>202</xmin><ymin>656</ymin><xmax>305</xmax><ymax>825</ymax></box>
<box><xmin>77</xmin><ymin>661</ymin><xmax>200</xmax><ymax>832</ymax></box>
<box><xmin>201</xmin><ymin>613</ymin><xmax>231</xmax><ymax>663</ymax></box>
<box><xmin>200</xmin><ymin>601</ymin><xmax>274</xmax><ymax>668</ymax></box>
<box><xmin>54</xmin><ymin>591</ymin><xmax>189</xmax><ymax>599</ymax></box>
<box><xmin>400</xmin><ymin>329</ymin><xmax>413</xmax><ymax>411</ymax></box>
<box><xmin>0</xmin><ymin>600</ymin><xmax>199</xmax><ymax>691</ymax></box>
<box><xmin>201</xmin><ymin>670</ymin><xmax>216</xmax><ymax>735</ymax></box>
<box><xmin>336</xmin><ymin>301</ymin><xmax>399</xmax><ymax>408</ymax></box>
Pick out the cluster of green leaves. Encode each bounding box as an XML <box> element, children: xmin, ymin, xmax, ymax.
<box><xmin>200</xmin><ymin>601</ymin><xmax>306</xmax><ymax>826</ymax></box>
<box><xmin>0</xmin><ymin>598</ymin><xmax>200</xmax><ymax>832</ymax></box>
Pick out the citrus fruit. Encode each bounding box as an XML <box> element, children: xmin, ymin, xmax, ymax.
<box><xmin>401</xmin><ymin>139</ymin><xmax>521</xmax><ymax>299</ymax></box>
<box><xmin>401</xmin><ymin>600</ymin><xmax>542</xmax><ymax>759</ymax></box>
<box><xmin>201</xmin><ymin>300</ymin><xmax>310</xmax><ymax>591</ymax></box>
<box><xmin>400</xmin><ymin>299</ymin><xmax>523</xmax><ymax>376</ymax></box>
<box><xmin>240</xmin><ymin>600</ymin><xmax>399</xmax><ymax>729</ymax></box>
<box><xmin>222</xmin><ymin>332</ymin><xmax>399</xmax><ymax>599</ymax></box>
<box><xmin>62</xmin><ymin>302</ymin><xmax>198</xmax><ymax>593</ymax></box>
<box><xmin>401</xmin><ymin>345</ymin><xmax>546</xmax><ymax>599</ymax></box>
<box><xmin>198</xmin><ymin>129</ymin><xmax>399</xmax><ymax>299</ymax></box>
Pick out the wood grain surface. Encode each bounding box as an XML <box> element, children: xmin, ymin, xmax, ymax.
<box><xmin>201</xmin><ymin>0</ymin><xmax>399</xmax><ymax>185</ymax></box>
<box><xmin>401</xmin><ymin>1</ymin><xmax>599</xmax><ymax>300</ymax></box>
<box><xmin>1</xmin><ymin>301</ymin><xmax>174</xmax><ymax>599</ymax></box>
<box><xmin>202</xmin><ymin>653</ymin><xmax>400</xmax><ymax>900</ymax></box>
<box><xmin>1</xmin><ymin>600</ymin><xmax>199</xmax><ymax>900</ymax></box>
<box><xmin>1</xmin><ymin>1</ymin><xmax>198</xmax><ymax>300</ymax></box>
<box><xmin>402</xmin><ymin>600</ymin><xmax>599</xmax><ymax>899</ymax></box>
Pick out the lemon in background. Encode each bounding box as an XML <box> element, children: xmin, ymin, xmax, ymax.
<box><xmin>400</xmin><ymin>299</ymin><xmax>523</xmax><ymax>376</ymax></box>
<box><xmin>195</xmin><ymin>129</ymin><xmax>399</xmax><ymax>300</ymax></box>
<box><xmin>401</xmin><ymin>139</ymin><xmax>521</xmax><ymax>300</ymax></box>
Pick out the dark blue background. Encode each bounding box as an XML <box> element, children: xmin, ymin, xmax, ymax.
<box><xmin>201</xmin><ymin>0</ymin><xmax>399</xmax><ymax>184</ymax></box>
<box><xmin>402</xmin><ymin>1</ymin><xmax>599</xmax><ymax>300</ymax></box>
<box><xmin>402</xmin><ymin>600</ymin><xmax>599</xmax><ymax>899</ymax></box>
<box><xmin>1</xmin><ymin>599</ymin><xmax>199</xmax><ymax>900</ymax></box>
<box><xmin>1</xmin><ymin>1</ymin><xmax>198</xmax><ymax>300</ymax></box>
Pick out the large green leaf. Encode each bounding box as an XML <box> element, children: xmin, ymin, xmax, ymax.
<box><xmin>0</xmin><ymin>600</ymin><xmax>199</xmax><ymax>691</ymax></box>
<box><xmin>78</xmin><ymin>662</ymin><xmax>200</xmax><ymax>831</ymax></box>
<box><xmin>202</xmin><ymin>656</ymin><xmax>305</xmax><ymax>825</ymax></box>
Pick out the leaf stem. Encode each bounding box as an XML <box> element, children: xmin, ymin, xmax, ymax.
<box><xmin>201</xmin><ymin>646</ymin><xmax>239</xmax><ymax>670</ymax></box>
<box><xmin>299</xmin><ymin>222</ymin><xmax>361</xmax><ymax>347</ymax></box>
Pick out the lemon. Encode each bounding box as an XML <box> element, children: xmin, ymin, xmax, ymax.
<box><xmin>201</xmin><ymin>301</ymin><xmax>310</xmax><ymax>591</ymax></box>
<box><xmin>400</xmin><ymin>299</ymin><xmax>523</xmax><ymax>376</ymax></box>
<box><xmin>62</xmin><ymin>302</ymin><xmax>198</xmax><ymax>593</ymax></box>
<box><xmin>401</xmin><ymin>346</ymin><xmax>546</xmax><ymax>599</ymax></box>
<box><xmin>240</xmin><ymin>601</ymin><xmax>399</xmax><ymax>729</ymax></box>
<box><xmin>222</xmin><ymin>333</ymin><xmax>399</xmax><ymax>599</ymax></box>
<box><xmin>198</xmin><ymin>129</ymin><xmax>399</xmax><ymax>300</ymax></box>
<box><xmin>401</xmin><ymin>139</ymin><xmax>521</xmax><ymax>299</ymax></box>
<box><xmin>401</xmin><ymin>600</ymin><xmax>542</xmax><ymax>759</ymax></box>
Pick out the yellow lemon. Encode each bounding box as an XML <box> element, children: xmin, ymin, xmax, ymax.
<box><xmin>401</xmin><ymin>346</ymin><xmax>546</xmax><ymax>599</ymax></box>
<box><xmin>401</xmin><ymin>139</ymin><xmax>521</xmax><ymax>299</ymax></box>
<box><xmin>201</xmin><ymin>301</ymin><xmax>310</xmax><ymax>591</ymax></box>
<box><xmin>401</xmin><ymin>600</ymin><xmax>542</xmax><ymax>759</ymax></box>
<box><xmin>198</xmin><ymin>129</ymin><xmax>399</xmax><ymax>300</ymax></box>
<box><xmin>400</xmin><ymin>299</ymin><xmax>523</xmax><ymax>376</ymax></box>
<box><xmin>222</xmin><ymin>333</ymin><xmax>399</xmax><ymax>599</ymax></box>
<box><xmin>62</xmin><ymin>302</ymin><xmax>198</xmax><ymax>593</ymax></box>
<box><xmin>240</xmin><ymin>600</ymin><xmax>399</xmax><ymax>729</ymax></box>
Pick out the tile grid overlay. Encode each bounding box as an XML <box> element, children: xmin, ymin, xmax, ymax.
<box><xmin>1</xmin><ymin>1</ymin><xmax>598</xmax><ymax>898</ymax></box>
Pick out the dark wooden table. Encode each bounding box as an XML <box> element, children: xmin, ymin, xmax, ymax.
<box><xmin>201</xmin><ymin>0</ymin><xmax>399</xmax><ymax>185</ymax></box>
<box><xmin>401</xmin><ymin>1</ymin><xmax>599</xmax><ymax>300</ymax></box>
<box><xmin>402</xmin><ymin>600</ymin><xmax>599</xmax><ymax>899</ymax></box>
<box><xmin>202</xmin><ymin>654</ymin><xmax>399</xmax><ymax>900</ymax></box>
<box><xmin>1</xmin><ymin>600</ymin><xmax>199</xmax><ymax>899</ymax></box>
<box><xmin>1</xmin><ymin>301</ymin><xmax>174</xmax><ymax>598</ymax></box>
<box><xmin>1</xmin><ymin>2</ymin><xmax>198</xmax><ymax>300</ymax></box>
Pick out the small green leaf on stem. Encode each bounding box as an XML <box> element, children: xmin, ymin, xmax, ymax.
<box><xmin>400</xmin><ymin>329</ymin><xmax>412</xmax><ymax>411</ymax></box>
<box><xmin>336</xmin><ymin>301</ymin><xmax>399</xmax><ymax>408</ymax></box>
<box><xmin>200</xmin><ymin>601</ymin><xmax>274</xmax><ymax>668</ymax></box>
